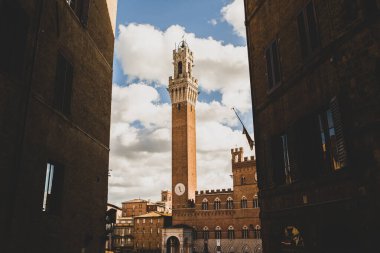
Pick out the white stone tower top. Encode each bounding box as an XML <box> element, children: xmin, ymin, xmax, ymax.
<box><xmin>168</xmin><ymin>41</ymin><xmax>198</xmax><ymax>105</ymax></box>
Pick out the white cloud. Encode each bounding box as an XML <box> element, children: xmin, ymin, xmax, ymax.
<box><xmin>221</xmin><ymin>0</ymin><xmax>246</xmax><ymax>38</ymax></box>
<box><xmin>115</xmin><ymin>23</ymin><xmax>251</xmax><ymax>112</ymax></box>
<box><xmin>208</xmin><ymin>19</ymin><xmax>218</xmax><ymax>26</ymax></box>
<box><xmin>108</xmin><ymin>82</ymin><xmax>254</xmax><ymax>204</ymax></box>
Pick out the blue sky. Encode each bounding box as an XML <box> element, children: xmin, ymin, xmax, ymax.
<box><xmin>109</xmin><ymin>0</ymin><xmax>254</xmax><ymax>205</ymax></box>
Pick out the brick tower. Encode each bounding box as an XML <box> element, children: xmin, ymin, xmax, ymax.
<box><xmin>168</xmin><ymin>41</ymin><xmax>198</xmax><ymax>209</ymax></box>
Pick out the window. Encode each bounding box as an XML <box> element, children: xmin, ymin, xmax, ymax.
<box><xmin>343</xmin><ymin>0</ymin><xmax>358</xmax><ymax>23</ymax></box>
<box><xmin>241</xmin><ymin>196</ymin><xmax>248</xmax><ymax>208</ymax></box>
<box><xmin>150</xmin><ymin>228</ymin><xmax>152</xmax><ymax>234</ymax></box>
<box><xmin>65</xmin><ymin>0</ymin><xmax>90</xmax><ymax>27</ymax></box>
<box><xmin>226</xmin><ymin>197</ymin><xmax>234</xmax><ymax>209</ymax></box>
<box><xmin>157</xmin><ymin>228</ymin><xmax>160</xmax><ymax>234</ymax></box>
<box><xmin>150</xmin><ymin>218</ymin><xmax>153</xmax><ymax>224</ymax></box>
<box><xmin>137</xmin><ymin>219</ymin><xmax>139</xmax><ymax>224</ymax></box>
<box><xmin>0</xmin><ymin>1</ymin><xmax>29</xmax><ymax>77</ymax></box>
<box><xmin>203</xmin><ymin>227</ymin><xmax>209</xmax><ymax>240</ymax></box>
<box><xmin>228</xmin><ymin>226</ymin><xmax>235</xmax><ymax>240</ymax></box>
<box><xmin>297</xmin><ymin>1</ymin><xmax>319</xmax><ymax>58</ymax></box>
<box><xmin>202</xmin><ymin>198</ymin><xmax>208</xmax><ymax>210</ymax></box>
<box><xmin>240</xmin><ymin>176</ymin><xmax>246</xmax><ymax>185</ymax></box>
<box><xmin>192</xmin><ymin>228</ymin><xmax>197</xmax><ymax>240</ymax></box>
<box><xmin>271</xmin><ymin>134</ymin><xmax>292</xmax><ymax>185</ymax></box>
<box><xmin>265</xmin><ymin>40</ymin><xmax>281</xmax><ymax>90</ymax></box>
<box><xmin>143</xmin><ymin>219</ymin><xmax>145</xmax><ymax>223</ymax></box>
<box><xmin>215</xmin><ymin>226</ymin><xmax>222</xmax><ymax>239</ymax></box>
<box><xmin>54</xmin><ymin>53</ymin><xmax>73</xmax><ymax>116</ymax></box>
<box><xmin>253</xmin><ymin>225</ymin><xmax>261</xmax><ymax>239</ymax></box>
<box><xmin>214</xmin><ymin>198</ymin><xmax>221</xmax><ymax>210</ymax></box>
<box><xmin>242</xmin><ymin>226</ymin><xmax>249</xmax><ymax>239</ymax></box>
<box><xmin>318</xmin><ymin>97</ymin><xmax>347</xmax><ymax>171</ymax></box>
<box><xmin>178</xmin><ymin>61</ymin><xmax>183</xmax><ymax>76</ymax></box>
<box><xmin>253</xmin><ymin>195</ymin><xmax>259</xmax><ymax>208</ymax></box>
<box><xmin>42</xmin><ymin>162</ymin><xmax>64</xmax><ymax>214</ymax></box>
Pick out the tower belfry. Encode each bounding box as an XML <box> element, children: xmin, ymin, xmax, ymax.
<box><xmin>169</xmin><ymin>41</ymin><xmax>198</xmax><ymax>209</ymax></box>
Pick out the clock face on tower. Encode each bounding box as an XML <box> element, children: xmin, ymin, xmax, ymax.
<box><xmin>174</xmin><ymin>183</ymin><xmax>185</xmax><ymax>196</ymax></box>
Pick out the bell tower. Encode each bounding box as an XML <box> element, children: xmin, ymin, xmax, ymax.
<box><xmin>169</xmin><ymin>41</ymin><xmax>198</xmax><ymax>209</ymax></box>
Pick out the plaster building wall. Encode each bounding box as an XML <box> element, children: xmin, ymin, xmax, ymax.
<box><xmin>244</xmin><ymin>0</ymin><xmax>380</xmax><ymax>252</ymax></box>
<box><xmin>0</xmin><ymin>0</ymin><xmax>116</xmax><ymax>252</ymax></box>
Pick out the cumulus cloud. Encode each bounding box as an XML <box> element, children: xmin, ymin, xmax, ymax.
<box><xmin>109</xmin><ymin>0</ymin><xmax>253</xmax><ymax>204</ymax></box>
<box><xmin>115</xmin><ymin>23</ymin><xmax>251</xmax><ymax>112</ymax></box>
<box><xmin>221</xmin><ymin>0</ymin><xmax>246</xmax><ymax>38</ymax></box>
<box><xmin>108</xmin><ymin>82</ymin><xmax>254</xmax><ymax>204</ymax></box>
<box><xmin>208</xmin><ymin>19</ymin><xmax>218</xmax><ymax>26</ymax></box>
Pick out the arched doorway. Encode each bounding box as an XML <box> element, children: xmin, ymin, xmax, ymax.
<box><xmin>166</xmin><ymin>236</ymin><xmax>180</xmax><ymax>253</ymax></box>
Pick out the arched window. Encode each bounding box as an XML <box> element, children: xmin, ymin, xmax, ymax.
<box><xmin>188</xmin><ymin>62</ymin><xmax>191</xmax><ymax>75</ymax></box>
<box><xmin>253</xmin><ymin>225</ymin><xmax>261</xmax><ymax>239</ymax></box>
<box><xmin>215</xmin><ymin>226</ymin><xmax>222</xmax><ymax>239</ymax></box>
<box><xmin>241</xmin><ymin>196</ymin><xmax>248</xmax><ymax>208</ymax></box>
<box><xmin>226</xmin><ymin>197</ymin><xmax>234</xmax><ymax>209</ymax></box>
<box><xmin>241</xmin><ymin>176</ymin><xmax>246</xmax><ymax>185</ymax></box>
<box><xmin>192</xmin><ymin>227</ymin><xmax>197</xmax><ymax>240</ymax></box>
<box><xmin>178</xmin><ymin>61</ymin><xmax>183</xmax><ymax>75</ymax></box>
<box><xmin>203</xmin><ymin>226</ymin><xmax>209</xmax><ymax>240</ymax></box>
<box><xmin>228</xmin><ymin>225</ymin><xmax>235</xmax><ymax>240</ymax></box>
<box><xmin>202</xmin><ymin>198</ymin><xmax>208</xmax><ymax>210</ymax></box>
<box><xmin>242</xmin><ymin>226</ymin><xmax>249</xmax><ymax>239</ymax></box>
<box><xmin>214</xmin><ymin>198</ymin><xmax>221</xmax><ymax>210</ymax></box>
<box><xmin>253</xmin><ymin>194</ymin><xmax>259</xmax><ymax>208</ymax></box>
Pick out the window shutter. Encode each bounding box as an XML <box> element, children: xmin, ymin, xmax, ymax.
<box><xmin>330</xmin><ymin>97</ymin><xmax>348</xmax><ymax>167</ymax></box>
<box><xmin>306</xmin><ymin>2</ymin><xmax>319</xmax><ymax>50</ymax></box>
<box><xmin>63</xmin><ymin>63</ymin><xmax>73</xmax><ymax>115</ymax></box>
<box><xmin>50</xmin><ymin>164</ymin><xmax>65</xmax><ymax>215</ymax></box>
<box><xmin>265</xmin><ymin>48</ymin><xmax>273</xmax><ymax>89</ymax></box>
<box><xmin>297</xmin><ymin>11</ymin><xmax>308</xmax><ymax>58</ymax></box>
<box><xmin>54</xmin><ymin>54</ymin><xmax>66</xmax><ymax>110</ymax></box>
<box><xmin>271</xmin><ymin>135</ymin><xmax>285</xmax><ymax>185</ymax></box>
<box><xmin>287</xmin><ymin>126</ymin><xmax>299</xmax><ymax>181</ymax></box>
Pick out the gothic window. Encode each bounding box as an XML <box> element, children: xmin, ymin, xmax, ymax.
<box><xmin>192</xmin><ymin>227</ymin><xmax>197</xmax><ymax>240</ymax></box>
<box><xmin>241</xmin><ymin>196</ymin><xmax>248</xmax><ymax>208</ymax></box>
<box><xmin>242</xmin><ymin>226</ymin><xmax>249</xmax><ymax>239</ymax></box>
<box><xmin>202</xmin><ymin>198</ymin><xmax>208</xmax><ymax>210</ymax></box>
<box><xmin>297</xmin><ymin>1</ymin><xmax>320</xmax><ymax>58</ymax></box>
<box><xmin>215</xmin><ymin>226</ymin><xmax>222</xmax><ymax>239</ymax></box>
<box><xmin>226</xmin><ymin>197</ymin><xmax>234</xmax><ymax>209</ymax></box>
<box><xmin>214</xmin><ymin>198</ymin><xmax>221</xmax><ymax>210</ymax></box>
<box><xmin>228</xmin><ymin>226</ymin><xmax>235</xmax><ymax>240</ymax></box>
<box><xmin>240</xmin><ymin>176</ymin><xmax>246</xmax><ymax>185</ymax></box>
<box><xmin>253</xmin><ymin>225</ymin><xmax>261</xmax><ymax>239</ymax></box>
<box><xmin>188</xmin><ymin>62</ymin><xmax>191</xmax><ymax>74</ymax></box>
<box><xmin>253</xmin><ymin>195</ymin><xmax>259</xmax><ymax>208</ymax></box>
<box><xmin>178</xmin><ymin>61</ymin><xmax>183</xmax><ymax>76</ymax></box>
<box><xmin>203</xmin><ymin>226</ymin><xmax>209</xmax><ymax>240</ymax></box>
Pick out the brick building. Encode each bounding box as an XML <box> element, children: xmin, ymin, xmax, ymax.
<box><xmin>135</xmin><ymin>212</ymin><xmax>172</xmax><ymax>253</ymax></box>
<box><xmin>244</xmin><ymin>0</ymin><xmax>379</xmax><ymax>252</ymax></box>
<box><xmin>0</xmin><ymin>0</ymin><xmax>117</xmax><ymax>252</ymax></box>
<box><xmin>163</xmin><ymin>42</ymin><xmax>262</xmax><ymax>253</ymax></box>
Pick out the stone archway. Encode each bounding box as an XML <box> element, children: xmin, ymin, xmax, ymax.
<box><xmin>166</xmin><ymin>236</ymin><xmax>180</xmax><ymax>253</ymax></box>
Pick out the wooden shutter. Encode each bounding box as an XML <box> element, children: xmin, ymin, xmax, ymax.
<box><xmin>330</xmin><ymin>97</ymin><xmax>348</xmax><ymax>167</ymax></box>
<box><xmin>54</xmin><ymin>54</ymin><xmax>66</xmax><ymax>111</ymax></box>
<box><xmin>50</xmin><ymin>164</ymin><xmax>65</xmax><ymax>215</ymax></box>
<box><xmin>63</xmin><ymin>63</ymin><xmax>73</xmax><ymax>115</ymax></box>
<box><xmin>297</xmin><ymin>11</ymin><xmax>308</xmax><ymax>58</ymax></box>
<box><xmin>271</xmin><ymin>135</ymin><xmax>285</xmax><ymax>185</ymax></box>
<box><xmin>265</xmin><ymin>48</ymin><xmax>273</xmax><ymax>89</ymax></box>
<box><xmin>287</xmin><ymin>126</ymin><xmax>299</xmax><ymax>181</ymax></box>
